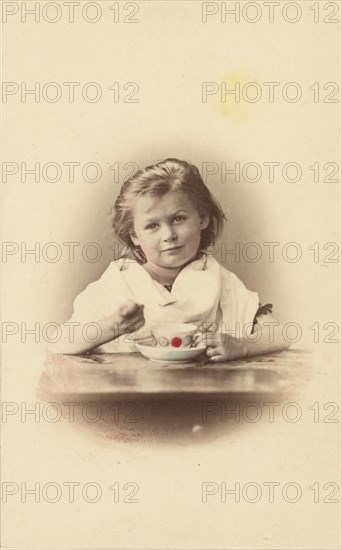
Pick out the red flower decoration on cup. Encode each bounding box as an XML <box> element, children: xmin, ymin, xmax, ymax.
<box><xmin>171</xmin><ymin>337</ymin><xmax>182</xmax><ymax>348</ymax></box>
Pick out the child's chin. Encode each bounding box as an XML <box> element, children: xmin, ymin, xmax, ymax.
<box><xmin>163</xmin><ymin>255</ymin><xmax>193</xmax><ymax>268</ymax></box>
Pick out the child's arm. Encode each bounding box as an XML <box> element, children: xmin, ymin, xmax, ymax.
<box><xmin>48</xmin><ymin>301</ymin><xmax>145</xmax><ymax>355</ymax></box>
<box><xmin>200</xmin><ymin>313</ymin><xmax>291</xmax><ymax>362</ymax></box>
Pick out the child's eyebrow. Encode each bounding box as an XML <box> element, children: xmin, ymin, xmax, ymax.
<box><xmin>143</xmin><ymin>209</ymin><xmax>189</xmax><ymax>221</ymax></box>
<box><xmin>168</xmin><ymin>209</ymin><xmax>189</xmax><ymax>217</ymax></box>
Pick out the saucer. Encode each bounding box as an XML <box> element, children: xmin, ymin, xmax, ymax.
<box><xmin>135</xmin><ymin>343</ymin><xmax>207</xmax><ymax>363</ymax></box>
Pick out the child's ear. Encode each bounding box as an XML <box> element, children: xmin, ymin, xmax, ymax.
<box><xmin>200</xmin><ymin>213</ymin><xmax>210</xmax><ymax>230</ymax></box>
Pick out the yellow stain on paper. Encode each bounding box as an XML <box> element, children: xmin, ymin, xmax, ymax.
<box><xmin>216</xmin><ymin>70</ymin><xmax>260</xmax><ymax>123</ymax></box>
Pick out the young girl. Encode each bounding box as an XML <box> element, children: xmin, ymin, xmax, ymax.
<box><xmin>51</xmin><ymin>158</ymin><xmax>290</xmax><ymax>360</ymax></box>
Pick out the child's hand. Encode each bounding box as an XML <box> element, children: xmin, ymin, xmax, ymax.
<box><xmin>115</xmin><ymin>300</ymin><xmax>145</xmax><ymax>334</ymax></box>
<box><xmin>199</xmin><ymin>332</ymin><xmax>248</xmax><ymax>362</ymax></box>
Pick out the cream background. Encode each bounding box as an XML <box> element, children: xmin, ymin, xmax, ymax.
<box><xmin>2</xmin><ymin>1</ymin><xmax>341</xmax><ymax>548</ymax></box>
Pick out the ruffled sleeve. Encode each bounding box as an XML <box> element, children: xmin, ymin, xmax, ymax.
<box><xmin>68</xmin><ymin>260</ymin><xmax>132</xmax><ymax>325</ymax></box>
<box><xmin>218</xmin><ymin>267</ymin><xmax>260</xmax><ymax>338</ymax></box>
<box><xmin>252</xmin><ymin>303</ymin><xmax>273</xmax><ymax>332</ymax></box>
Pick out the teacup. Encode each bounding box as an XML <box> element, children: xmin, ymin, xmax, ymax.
<box><xmin>150</xmin><ymin>323</ymin><xmax>198</xmax><ymax>348</ymax></box>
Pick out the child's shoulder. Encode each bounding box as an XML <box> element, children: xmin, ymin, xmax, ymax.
<box><xmin>206</xmin><ymin>254</ymin><xmax>238</xmax><ymax>280</ymax></box>
<box><xmin>86</xmin><ymin>257</ymin><xmax>136</xmax><ymax>289</ymax></box>
<box><xmin>207</xmin><ymin>255</ymin><xmax>256</xmax><ymax>293</ymax></box>
<box><xmin>111</xmin><ymin>256</ymin><xmax>140</xmax><ymax>271</ymax></box>
<box><xmin>101</xmin><ymin>256</ymin><xmax>138</xmax><ymax>274</ymax></box>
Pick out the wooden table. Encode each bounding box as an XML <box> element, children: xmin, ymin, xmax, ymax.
<box><xmin>37</xmin><ymin>350</ymin><xmax>312</xmax><ymax>443</ymax></box>
<box><xmin>38</xmin><ymin>349</ymin><xmax>310</xmax><ymax>397</ymax></box>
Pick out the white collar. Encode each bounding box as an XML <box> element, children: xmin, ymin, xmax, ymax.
<box><xmin>116</xmin><ymin>253</ymin><xmax>220</xmax><ymax>307</ymax></box>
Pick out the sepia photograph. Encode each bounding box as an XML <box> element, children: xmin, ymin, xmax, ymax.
<box><xmin>1</xmin><ymin>1</ymin><xmax>341</xmax><ymax>549</ymax></box>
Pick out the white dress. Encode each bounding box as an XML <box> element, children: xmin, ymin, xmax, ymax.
<box><xmin>68</xmin><ymin>254</ymin><xmax>259</xmax><ymax>353</ymax></box>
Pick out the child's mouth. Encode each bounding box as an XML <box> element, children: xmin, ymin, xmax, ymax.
<box><xmin>163</xmin><ymin>246</ymin><xmax>183</xmax><ymax>253</ymax></box>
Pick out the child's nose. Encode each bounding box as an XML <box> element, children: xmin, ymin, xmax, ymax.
<box><xmin>162</xmin><ymin>224</ymin><xmax>177</xmax><ymax>242</ymax></box>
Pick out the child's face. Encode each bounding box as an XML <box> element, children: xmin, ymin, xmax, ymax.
<box><xmin>131</xmin><ymin>190</ymin><xmax>209</xmax><ymax>270</ymax></box>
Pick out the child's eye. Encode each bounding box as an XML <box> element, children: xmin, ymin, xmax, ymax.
<box><xmin>173</xmin><ymin>215</ymin><xmax>186</xmax><ymax>223</ymax></box>
<box><xmin>145</xmin><ymin>223</ymin><xmax>158</xmax><ymax>230</ymax></box>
